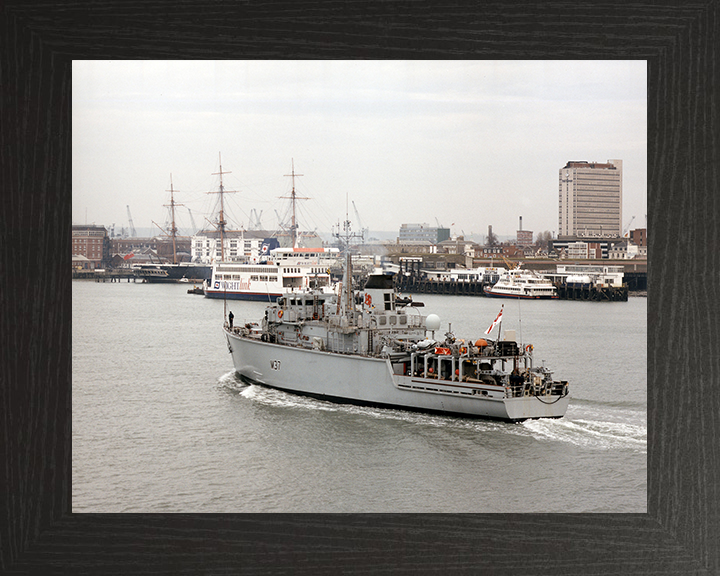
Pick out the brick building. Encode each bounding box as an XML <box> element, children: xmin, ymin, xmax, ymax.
<box><xmin>72</xmin><ymin>225</ymin><xmax>110</xmax><ymax>269</ymax></box>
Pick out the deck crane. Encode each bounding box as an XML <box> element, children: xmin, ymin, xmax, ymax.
<box><xmin>126</xmin><ymin>205</ymin><xmax>136</xmax><ymax>237</ymax></box>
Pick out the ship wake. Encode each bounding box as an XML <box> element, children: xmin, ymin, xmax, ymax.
<box><xmin>523</xmin><ymin>414</ymin><xmax>646</xmax><ymax>453</ymax></box>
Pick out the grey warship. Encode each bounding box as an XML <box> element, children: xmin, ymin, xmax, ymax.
<box><xmin>223</xmin><ymin>255</ymin><xmax>570</xmax><ymax>422</ymax></box>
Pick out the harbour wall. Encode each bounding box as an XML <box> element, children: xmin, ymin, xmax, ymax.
<box><xmin>395</xmin><ymin>275</ymin><xmax>631</xmax><ymax>301</ymax></box>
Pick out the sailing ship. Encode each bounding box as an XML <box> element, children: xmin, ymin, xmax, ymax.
<box><xmin>223</xmin><ymin>251</ymin><xmax>570</xmax><ymax>422</ymax></box>
<box><xmin>132</xmin><ymin>176</ymin><xmax>211</xmax><ymax>283</ymax></box>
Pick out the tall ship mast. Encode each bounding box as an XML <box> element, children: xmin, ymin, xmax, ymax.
<box><xmin>164</xmin><ymin>175</ymin><xmax>182</xmax><ymax>265</ymax></box>
<box><xmin>132</xmin><ymin>175</ymin><xmax>212</xmax><ymax>283</ymax></box>
<box><xmin>209</xmin><ymin>153</ymin><xmax>236</xmax><ymax>262</ymax></box>
<box><xmin>203</xmin><ymin>160</ymin><xmax>340</xmax><ymax>301</ymax></box>
<box><xmin>281</xmin><ymin>158</ymin><xmax>309</xmax><ymax>249</ymax></box>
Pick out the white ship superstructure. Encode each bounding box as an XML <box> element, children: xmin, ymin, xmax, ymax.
<box><xmin>204</xmin><ymin>247</ymin><xmax>340</xmax><ymax>301</ymax></box>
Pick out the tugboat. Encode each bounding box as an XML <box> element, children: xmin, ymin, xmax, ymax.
<box><xmin>223</xmin><ymin>254</ymin><xmax>569</xmax><ymax>422</ymax></box>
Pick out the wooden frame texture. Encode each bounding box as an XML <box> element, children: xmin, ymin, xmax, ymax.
<box><xmin>1</xmin><ymin>2</ymin><xmax>717</xmax><ymax>574</ymax></box>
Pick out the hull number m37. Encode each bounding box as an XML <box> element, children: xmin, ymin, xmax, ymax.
<box><xmin>270</xmin><ymin>360</ymin><xmax>281</xmax><ymax>371</ymax></box>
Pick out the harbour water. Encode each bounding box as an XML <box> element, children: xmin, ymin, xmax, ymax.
<box><xmin>72</xmin><ymin>279</ymin><xmax>646</xmax><ymax>513</ymax></box>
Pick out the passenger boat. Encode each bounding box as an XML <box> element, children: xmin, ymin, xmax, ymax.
<box><xmin>484</xmin><ymin>267</ymin><xmax>558</xmax><ymax>299</ymax></box>
<box><xmin>204</xmin><ymin>247</ymin><xmax>340</xmax><ymax>301</ymax></box>
<box><xmin>223</xmin><ymin>254</ymin><xmax>570</xmax><ymax>422</ymax></box>
<box><xmin>133</xmin><ymin>262</ymin><xmax>211</xmax><ymax>283</ymax></box>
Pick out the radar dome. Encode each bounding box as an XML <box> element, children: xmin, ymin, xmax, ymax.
<box><xmin>425</xmin><ymin>314</ymin><xmax>441</xmax><ymax>331</ymax></box>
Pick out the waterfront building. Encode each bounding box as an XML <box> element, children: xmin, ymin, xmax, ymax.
<box><xmin>110</xmin><ymin>236</ymin><xmax>192</xmax><ymax>263</ymax></box>
<box><xmin>516</xmin><ymin>230</ymin><xmax>533</xmax><ymax>247</ymax></box>
<box><xmin>551</xmin><ymin>236</ymin><xmax>612</xmax><ymax>259</ymax></box>
<box><xmin>438</xmin><ymin>237</ymin><xmax>480</xmax><ymax>257</ymax></box>
<box><xmin>630</xmin><ymin>228</ymin><xmax>647</xmax><ymax>247</ymax></box>
<box><xmin>398</xmin><ymin>223</ymin><xmax>450</xmax><ymax>245</ymax></box>
<box><xmin>476</xmin><ymin>244</ymin><xmax>523</xmax><ymax>259</ymax></box>
<box><xmin>608</xmin><ymin>240</ymin><xmax>646</xmax><ymax>259</ymax></box>
<box><xmin>111</xmin><ymin>236</ymin><xmax>159</xmax><ymax>254</ymax></box>
<box><xmin>387</xmin><ymin>240</ymin><xmax>436</xmax><ymax>255</ymax></box>
<box><xmin>72</xmin><ymin>225</ymin><xmax>110</xmax><ymax>269</ymax></box>
<box><xmin>189</xmin><ymin>229</ymin><xmax>323</xmax><ymax>263</ymax></box>
<box><xmin>190</xmin><ymin>230</ymin><xmax>269</xmax><ymax>263</ymax></box>
<box><xmin>516</xmin><ymin>216</ymin><xmax>533</xmax><ymax>247</ymax></box>
<box><xmin>559</xmin><ymin>160</ymin><xmax>623</xmax><ymax>236</ymax></box>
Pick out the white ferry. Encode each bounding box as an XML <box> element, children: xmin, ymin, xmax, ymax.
<box><xmin>484</xmin><ymin>267</ymin><xmax>558</xmax><ymax>299</ymax></box>
<box><xmin>204</xmin><ymin>247</ymin><xmax>340</xmax><ymax>301</ymax></box>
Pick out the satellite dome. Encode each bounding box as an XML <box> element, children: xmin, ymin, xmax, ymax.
<box><xmin>425</xmin><ymin>314</ymin><xmax>441</xmax><ymax>331</ymax></box>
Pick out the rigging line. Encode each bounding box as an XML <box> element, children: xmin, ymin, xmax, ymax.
<box><xmin>517</xmin><ymin>294</ymin><xmax>522</xmax><ymax>347</ymax></box>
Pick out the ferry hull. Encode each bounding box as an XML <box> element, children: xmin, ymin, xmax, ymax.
<box><xmin>226</xmin><ymin>330</ymin><xmax>569</xmax><ymax>422</ymax></box>
<box><xmin>205</xmin><ymin>289</ymin><xmax>281</xmax><ymax>301</ymax></box>
<box><xmin>484</xmin><ymin>290</ymin><xmax>559</xmax><ymax>300</ymax></box>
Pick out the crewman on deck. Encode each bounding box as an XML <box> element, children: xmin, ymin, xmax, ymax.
<box><xmin>228</xmin><ymin>311</ymin><xmax>234</xmax><ymax>329</ymax></box>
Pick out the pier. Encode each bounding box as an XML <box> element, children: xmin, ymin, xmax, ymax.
<box><xmin>395</xmin><ymin>276</ymin><xmax>628</xmax><ymax>301</ymax></box>
<box><xmin>396</xmin><ymin>276</ymin><xmax>489</xmax><ymax>296</ymax></box>
<box><xmin>73</xmin><ymin>269</ymin><xmax>138</xmax><ymax>282</ymax></box>
<box><xmin>553</xmin><ymin>283</ymin><xmax>628</xmax><ymax>301</ymax></box>
<box><xmin>394</xmin><ymin>258</ymin><xmax>639</xmax><ymax>302</ymax></box>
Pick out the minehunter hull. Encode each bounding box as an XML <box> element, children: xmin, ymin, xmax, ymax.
<box><xmin>226</xmin><ymin>329</ymin><xmax>570</xmax><ymax>422</ymax></box>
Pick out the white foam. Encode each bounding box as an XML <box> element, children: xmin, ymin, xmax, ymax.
<box><xmin>523</xmin><ymin>416</ymin><xmax>646</xmax><ymax>452</ymax></box>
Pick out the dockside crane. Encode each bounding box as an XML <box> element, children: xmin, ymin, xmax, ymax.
<box><xmin>352</xmin><ymin>201</ymin><xmax>367</xmax><ymax>243</ymax></box>
<box><xmin>126</xmin><ymin>205</ymin><xmax>136</xmax><ymax>237</ymax></box>
<box><xmin>275</xmin><ymin>209</ymin><xmax>288</xmax><ymax>230</ymax></box>
<box><xmin>623</xmin><ymin>215</ymin><xmax>635</xmax><ymax>237</ymax></box>
<box><xmin>187</xmin><ymin>208</ymin><xmax>198</xmax><ymax>235</ymax></box>
<box><xmin>249</xmin><ymin>208</ymin><xmax>263</xmax><ymax>230</ymax></box>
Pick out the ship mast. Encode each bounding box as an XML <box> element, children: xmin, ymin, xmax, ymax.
<box><xmin>208</xmin><ymin>153</ymin><xmax>237</xmax><ymax>262</ymax></box>
<box><xmin>335</xmin><ymin>194</ymin><xmax>362</xmax><ymax>319</ymax></box>
<box><xmin>282</xmin><ymin>159</ymin><xmax>309</xmax><ymax>248</ymax></box>
<box><xmin>164</xmin><ymin>174</ymin><xmax>183</xmax><ymax>265</ymax></box>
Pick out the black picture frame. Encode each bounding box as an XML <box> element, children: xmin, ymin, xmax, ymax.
<box><xmin>2</xmin><ymin>2</ymin><xmax>717</xmax><ymax>574</ymax></box>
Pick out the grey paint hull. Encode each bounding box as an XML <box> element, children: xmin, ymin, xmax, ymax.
<box><xmin>226</xmin><ymin>330</ymin><xmax>569</xmax><ymax>422</ymax></box>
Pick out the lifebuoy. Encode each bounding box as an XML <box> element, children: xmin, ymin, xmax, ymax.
<box><xmin>365</xmin><ymin>293</ymin><xmax>372</xmax><ymax>306</ymax></box>
<box><xmin>525</xmin><ymin>344</ymin><xmax>533</xmax><ymax>353</ymax></box>
<box><xmin>278</xmin><ymin>310</ymin><xmax>284</xmax><ymax>318</ymax></box>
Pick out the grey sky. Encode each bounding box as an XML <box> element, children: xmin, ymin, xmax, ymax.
<box><xmin>72</xmin><ymin>60</ymin><xmax>647</xmax><ymax>239</ymax></box>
